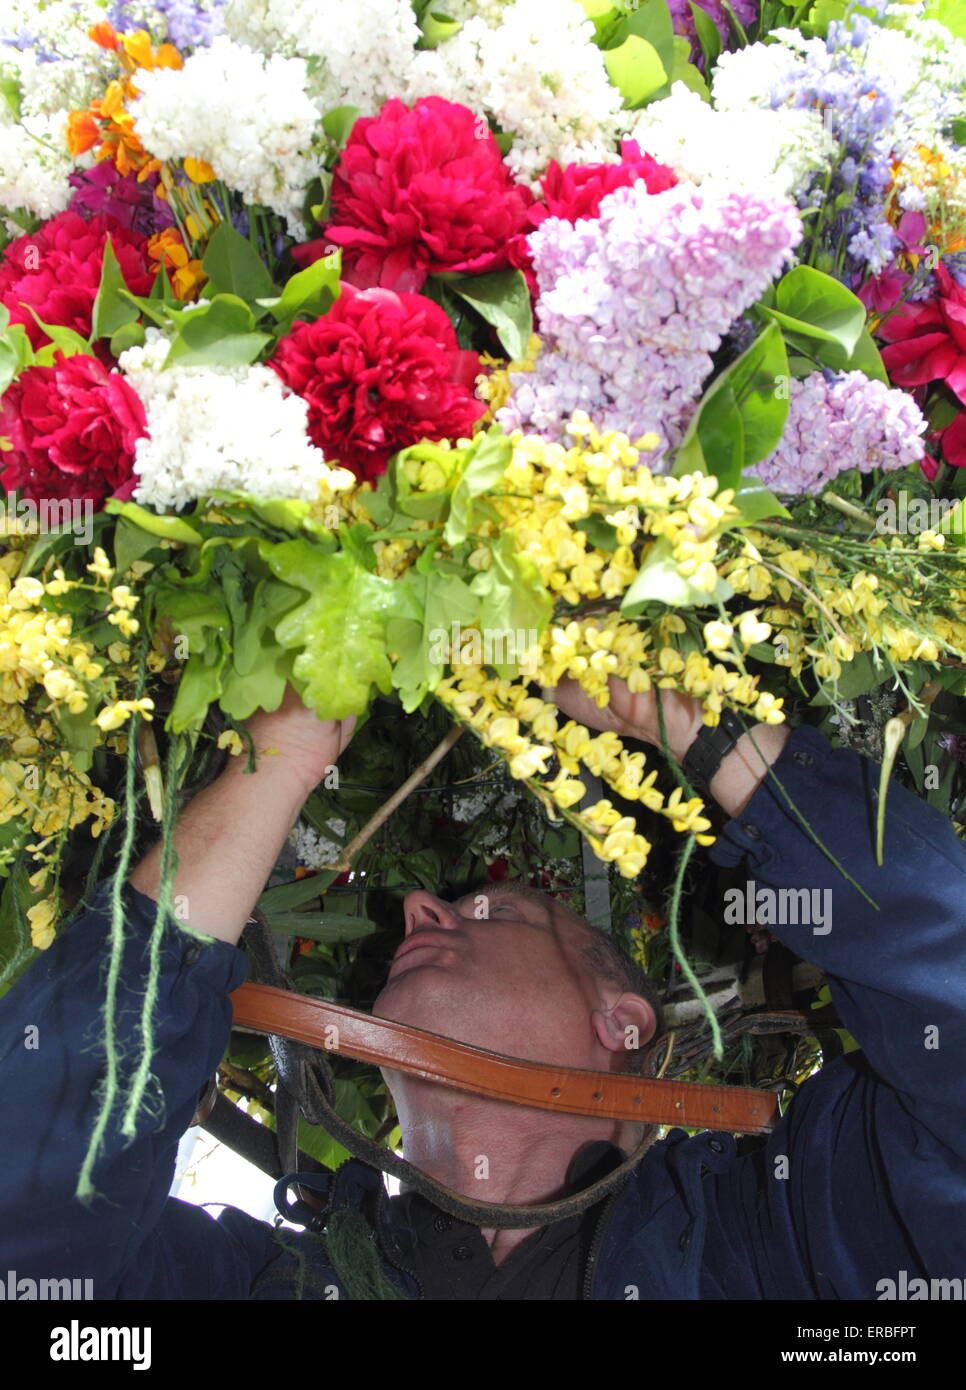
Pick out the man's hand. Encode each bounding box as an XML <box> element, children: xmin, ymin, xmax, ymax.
<box><xmin>552</xmin><ymin>675</ymin><xmax>704</xmax><ymax>761</ymax></box>
<box><xmin>242</xmin><ymin>682</ymin><xmax>356</xmax><ymax>797</ymax></box>
<box><xmin>129</xmin><ymin>684</ymin><xmax>356</xmax><ymax>944</ymax></box>
<box><xmin>550</xmin><ymin>674</ymin><xmax>791</xmax><ymax>818</ymax></box>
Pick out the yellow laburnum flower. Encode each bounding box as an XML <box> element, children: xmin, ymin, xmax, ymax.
<box><xmin>27</xmin><ymin>897</ymin><xmax>58</xmax><ymax>950</ymax></box>
<box><xmin>87</xmin><ymin>547</ymin><xmax>114</xmax><ymax>584</ymax></box>
<box><xmin>738</xmin><ymin>611</ymin><xmax>772</xmax><ymax>647</ymax></box>
<box><xmin>217</xmin><ymin>730</ymin><xmax>245</xmax><ymax>756</ymax></box>
<box><xmin>703</xmin><ymin>620</ymin><xmax>734</xmax><ymax>653</ymax></box>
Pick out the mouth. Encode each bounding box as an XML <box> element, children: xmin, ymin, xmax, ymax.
<box><xmin>387</xmin><ymin>931</ymin><xmax>458</xmax><ymax>976</ymax></box>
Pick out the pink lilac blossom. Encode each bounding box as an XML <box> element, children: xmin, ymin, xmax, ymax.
<box><xmin>750</xmin><ymin>370</ymin><xmax>927</xmax><ymax>495</ymax></box>
<box><xmin>497</xmin><ymin>181</ymin><xmax>802</xmax><ymax>465</ymax></box>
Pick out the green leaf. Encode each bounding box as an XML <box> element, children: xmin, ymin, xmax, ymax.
<box><xmin>263</xmin><ymin>543</ymin><xmax>414</xmax><ymax>717</ymax></box>
<box><xmin>468</xmin><ymin>532</ymin><xmax>552</xmax><ymax>676</ymax></box>
<box><xmin>0</xmin><ymin>862</ymin><xmax>36</xmax><ymax>994</ymax></box>
<box><xmin>446</xmin><ymin>270</ymin><xmax>532</xmax><ymax>362</ymax></box>
<box><xmin>616</xmin><ymin>0</ymin><xmax>676</xmax><ymax>87</ymax></box>
<box><xmin>262</xmin><ymin>252</ymin><xmax>341</xmax><ymax>331</ymax></box>
<box><xmin>24</xmin><ymin>309</ymin><xmax>94</xmax><ymax>364</ymax></box>
<box><xmin>444</xmin><ymin>428</ymin><xmax>513</xmax><ymax>545</ymax></box>
<box><xmin>621</xmin><ymin>535</ymin><xmax>734</xmax><ymax>612</ymax></box>
<box><xmin>109</xmin><ymin>320</ymin><xmax>146</xmax><ymax>356</ymax></box>
<box><xmin>113</xmin><ymin>515</ymin><xmax>164</xmax><ymax>575</ymax></box>
<box><xmin>388</xmin><ymin>570</ymin><xmax>479</xmax><ymax>711</ymax></box>
<box><xmin>262</xmin><ymin>910</ymin><xmax>377</xmax><ymax>942</ymax></box>
<box><xmin>321</xmin><ymin>105</ymin><xmax>359</xmax><ymax>147</ymax></box>
<box><xmin>104</xmin><ymin>500</ymin><xmax>204</xmax><ymax>545</ymax></box>
<box><xmin>201</xmin><ymin>221</ymin><xmax>276</xmax><ymax>304</ymax></box>
<box><xmin>91</xmin><ymin>238</ymin><xmax>139</xmax><ymax>341</ymax></box>
<box><xmin>418</xmin><ymin>8</ymin><xmax>462</xmax><ymax>45</ymax></box>
<box><xmin>665</xmin><ymin>34</ymin><xmax>710</xmax><ymax>100</ymax></box>
<box><xmin>838</xmin><ymin>326</ymin><xmax>888</xmax><ymax>383</ymax></box>
<box><xmin>760</xmin><ymin>265</ymin><xmax>866</xmax><ymax>357</ymax></box>
<box><xmin>924</xmin><ymin>0</ymin><xmax>966</xmax><ymax>39</ymax></box>
<box><xmin>603</xmin><ymin>34</ymin><xmax>668</xmax><ymax>107</ymax></box>
<box><xmin>162</xmin><ymin>294</ymin><xmax>270</xmax><ymax>367</ymax></box>
<box><xmin>673</xmin><ymin>321</ymin><xmax>789</xmax><ymax>487</ymax></box>
<box><xmin>689</xmin><ymin>0</ymin><xmax>721</xmax><ymax>67</ymax></box>
<box><xmin>258</xmin><ymin>871</ymin><xmax>339</xmax><ymax>913</ymax></box>
<box><xmin>0</xmin><ymin>323</ymin><xmax>34</xmax><ymax>397</ymax></box>
<box><xmin>0</xmin><ymin>74</ymin><xmax>23</xmax><ymax>122</ymax></box>
<box><xmin>732</xmin><ymin>474</ymin><xmax>791</xmax><ymax>524</ymax></box>
<box><xmin>574</xmin><ymin>514</ymin><xmax>619</xmax><ymax>550</ymax></box>
<box><xmin>169</xmin><ymin>646</ymin><xmax>228</xmax><ymax>732</ymax></box>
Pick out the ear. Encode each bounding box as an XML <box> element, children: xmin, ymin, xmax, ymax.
<box><xmin>591</xmin><ymin>994</ymin><xmax>657</xmax><ymax>1058</ymax></box>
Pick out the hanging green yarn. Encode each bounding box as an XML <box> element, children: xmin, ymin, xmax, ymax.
<box><xmin>322</xmin><ymin>1207</ymin><xmax>412</xmax><ymax>1301</ymax></box>
<box><xmin>75</xmin><ymin>645</ymin><xmax>209</xmax><ymax>1203</ymax></box>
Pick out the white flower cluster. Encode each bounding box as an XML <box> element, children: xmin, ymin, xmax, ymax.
<box><xmin>410</xmin><ymin>0</ymin><xmax>625</xmax><ymax>187</ymax></box>
<box><xmin>0</xmin><ymin>0</ymin><xmax>113</xmax><ymax>119</ymax></box>
<box><xmin>288</xmin><ymin>819</ymin><xmax>347</xmax><ymax>870</ymax></box>
<box><xmin>118</xmin><ymin>330</ymin><xmax>331</xmax><ymax>511</ymax></box>
<box><xmin>628</xmin><ymin>83</ymin><xmax>834</xmax><ymax>200</ymax></box>
<box><xmin>0</xmin><ymin>111</ymin><xmax>76</xmax><ymax>233</ymax></box>
<box><xmin>861</xmin><ymin>15</ymin><xmax>966</xmax><ymax>147</ymax></box>
<box><xmin>224</xmin><ymin>0</ymin><xmax>422</xmax><ymax>115</ymax></box>
<box><xmin>130</xmin><ymin>36</ymin><xmax>320</xmax><ymax>231</ymax></box>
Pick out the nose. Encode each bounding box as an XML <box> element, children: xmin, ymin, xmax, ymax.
<box><xmin>402</xmin><ymin>890</ymin><xmax>462</xmax><ymax>937</ymax></box>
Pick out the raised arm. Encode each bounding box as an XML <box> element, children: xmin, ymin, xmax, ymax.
<box><xmin>0</xmin><ymin>690</ymin><xmax>353</xmax><ymax>1298</ymax></box>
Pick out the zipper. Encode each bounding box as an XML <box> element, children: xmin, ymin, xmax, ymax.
<box><xmin>581</xmin><ymin>1182</ymin><xmax>626</xmax><ymax>1301</ymax></box>
<box><xmin>373</xmin><ymin>1186</ymin><xmax>425</xmax><ymax>1300</ymax></box>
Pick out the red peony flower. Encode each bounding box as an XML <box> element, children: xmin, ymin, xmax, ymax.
<box><xmin>535</xmin><ymin>140</ymin><xmax>677</xmax><ymax>226</ymax></box>
<box><xmin>269</xmin><ymin>283</ymin><xmax>486</xmax><ymax>481</ymax></box>
<box><xmin>0</xmin><ymin>353</ymin><xmax>147</xmax><ymax>505</ymax></box>
<box><xmin>508</xmin><ymin>141</ymin><xmax>678</xmax><ymax>293</ymax></box>
<box><xmin>0</xmin><ymin>210</ymin><xmax>153</xmax><ymax>350</ymax></box>
<box><xmin>310</xmin><ymin>97</ymin><xmax>534</xmax><ymax>293</ymax></box>
<box><xmin>878</xmin><ymin>263</ymin><xmax>966</xmax><ymax>402</ymax></box>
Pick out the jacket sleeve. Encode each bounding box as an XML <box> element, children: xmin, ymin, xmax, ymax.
<box><xmin>0</xmin><ymin>874</ymin><xmax>282</xmax><ymax>1299</ymax></box>
<box><xmin>699</xmin><ymin>723</ymin><xmax>966</xmax><ymax>1298</ymax></box>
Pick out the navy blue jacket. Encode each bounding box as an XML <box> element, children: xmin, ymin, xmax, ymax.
<box><xmin>2</xmin><ymin>725</ymin><xmax>964</xmax><ymax>1299</ymax></box>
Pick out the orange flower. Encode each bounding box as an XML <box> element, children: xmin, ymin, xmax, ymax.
<box><xmin>88</xmin><ymin>21</ymin><xmax>120</xmax><ymax>52</ymax></box>
<box><xmin>147</xmin><ymin>228</ymin><xmax>207</xmax><ymax>301</ymax></box>
<box><xmin>66</xmin><ymin>110</ymin><xmax>100</xmax><ymax>156</ymax></box>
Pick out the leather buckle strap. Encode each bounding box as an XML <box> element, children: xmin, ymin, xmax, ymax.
<box><xmin>229</xmin><ymin>981</ymin><xmax>778</xmax><ymax>1136</ymax></box>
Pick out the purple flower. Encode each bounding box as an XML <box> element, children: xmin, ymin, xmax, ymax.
<box><xmin>67</xmin><ymin>165</ymin><xmax>175</xmax><ymax>239</ymax></box>
<box><xmin>749</xmin><ymin>371</ymin><xmax>926</xmax><ymax>495</ymax></box>
<box><xmin>498</xmin><ymin>182</ymin><xmax>802</xmax><ymax>465</ymax></box>
<box><xmin>944</xmin><ymin>253</ymin><xmax>966</xmax><ymax>290</ymax></box>
<box><xmin>764</xmin><ymin>27</ymin><xmax>900</xmax><ymax>279</ymax></box>
<box><xmin>107</xmin><ymin>0</ymin><xmax>224</xmax><ymax>50</ymax></box>
<box><xmin>665</xmin><ymin>0</ymin><xmax>759</xmax><ymax>66</ymax></box>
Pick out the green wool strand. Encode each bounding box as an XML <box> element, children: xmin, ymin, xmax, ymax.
<box><xmin>120</xmin><ymin>731</ymin><xmax>183</xmax><ymax>1137</ymax></box>
<box><xmin>323</xmin><ymin>1208</ymin><xmax>411</xmax><ymax>1300</ymax></box>
<box><xmin>75</xmin><ymin>645</ymin><xmax>149</xmax><ymax>1204</ymax></box>
<box><xmin>655</xmin><ymin>692</ymin><xmax>723</xmax><ymax>1061</ymax></box>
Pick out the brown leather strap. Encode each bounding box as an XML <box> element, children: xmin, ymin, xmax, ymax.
<box><xmin>230</xmin><ymin>981</ymin><xmax>778</xmax><ymax>1135</ymax></box>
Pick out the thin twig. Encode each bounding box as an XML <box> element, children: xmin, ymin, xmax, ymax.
<box><xmin>320</xmin><ymin>725</ymin><xmax>466</xmax><ymax>872</ymax></box>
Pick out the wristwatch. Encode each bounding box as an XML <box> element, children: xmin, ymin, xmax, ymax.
<box><xmin>680</xmin><ymin>707</ymin><xmax>748</xmax><ymax>800</ymax></box>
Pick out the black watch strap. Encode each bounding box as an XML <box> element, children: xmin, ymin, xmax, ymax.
<box><xmin>680</xmin><ymin>707</ymin><xmax>748</xmax><ymax>799</ymax></box>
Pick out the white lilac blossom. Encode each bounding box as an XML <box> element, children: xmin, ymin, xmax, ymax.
<box><xmin>627</xmin><ymin>83</ymin><xmax>834</xmax><ymax>201</ymax></box>
<box><xmin>0</xmin><ymin>1</ymin><xmax>115</xmax><ymax>118</ymax></box>
<box><xmin>224</xmin><ymin>0</ymin><xmax>421</xmax><ymax>115</ymax></box>
<box><xmin>498</xmin><ymin>181</ymin><xmax>802</xmax><ymax>464</ymax></box>
<box><xmin>0</xmin><ymin>111</ymin><xmax>77</xmax><ymax>231</ymax></box>
<box><xmin>410</xmin><ymin>0</ymin><xmax>625</xmax><ymax>187</ymax></box>
<box><xmin>750</xmin><ymin>371</ymin><xmax>927</xmax><ymax>495</ymax></box>
<box><xmin>288</xmin><ymin>820</ymin><xmax>347</xmax><ymax>870</ymax></box>
<box><xmin>118</xmin><ymin>330</ymin><xmax>331</xmax><ymax>510</ymax></box>
<box><xmin>130</xmin><ymin>36</ymin><xmax>319</xmax><ymax>231</ymax></box>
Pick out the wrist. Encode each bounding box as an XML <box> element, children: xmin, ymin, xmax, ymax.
<box><xmin>223</xmin><ymin>734</ymin><xmax>331</xmax><ymax>803</ymax></box>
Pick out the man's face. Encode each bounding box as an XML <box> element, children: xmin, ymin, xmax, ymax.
<box><xmin>372</xmin><ymin>883</ymin><xmax>612</xmax><ymax>1070</ymax></box>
